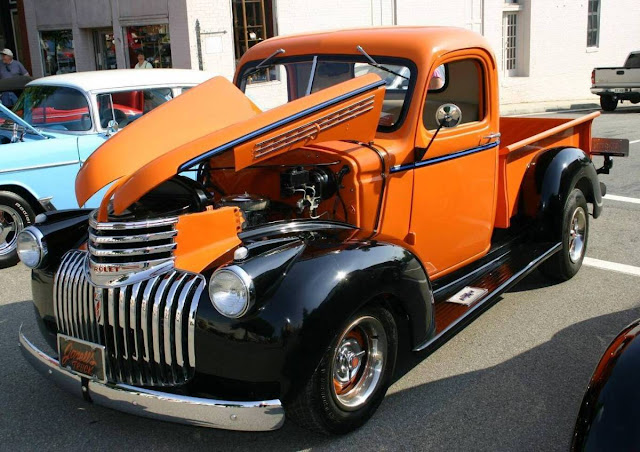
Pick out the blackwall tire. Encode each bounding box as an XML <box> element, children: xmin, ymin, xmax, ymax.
<box><xmin>600</xmin><ymin>95</ymin><xmax>618</xmax><ymax>112</ymax></box>
<box><xmin>539</xmin><ymin>188</ymin><xmax>589</xmax><ymax>282</ymax></box>
<box><xmin>285</xmin><ymin>305</ymin><xmax>398</xmax><ymax>434</ymax></box>
<box><xmin>0</xmin><ymin>191</ymin><xmax>36</xmax><ymax>268</ymax></box>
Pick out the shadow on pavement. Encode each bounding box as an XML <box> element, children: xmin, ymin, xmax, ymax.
<box><xmin>2</xmin><ymin>295</ymin><xmax>639</xmax><ymax>451</ymax></box>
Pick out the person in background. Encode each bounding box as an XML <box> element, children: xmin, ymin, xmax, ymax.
<box><xmin>0</xmin><ymin>48</ymin><xmax>29</xmax><ymax>108</ymax></box>
<box><xmin>134</xmin><ymin>52</ymin><xmax>152</xmax><ymax>69</ymax></box>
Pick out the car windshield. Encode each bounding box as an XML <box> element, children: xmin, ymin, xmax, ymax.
<box><xmin>238</xmin><ymin>55</ymin><xmax>415</xmax><ymax>131</ymax></box>
<box><xmin>625</xmin><ymin>53</ymin><xmax>640</xmax><ymax>68</ymax></box>
<box><xmin>13</xmin><ymin>86</ymin><xmax>92</xmax><ymax>132</ymax></box>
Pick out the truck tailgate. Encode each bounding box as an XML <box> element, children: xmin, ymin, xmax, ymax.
<box><xmin>593</xmin><ymin>68</ymin><xmax>640</xmax><ymax>88</ymax></box>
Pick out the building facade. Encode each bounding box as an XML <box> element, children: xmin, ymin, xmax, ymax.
<box><xmin>20</xmin><ymin>0</ymin><xmax>640</xmax><ymax>108</ymax></box>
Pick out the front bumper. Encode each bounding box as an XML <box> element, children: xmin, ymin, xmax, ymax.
<box><xmin>19</xmin><ymin>326</ymin><xmax>285</xmax><ymax>431</ymax></box>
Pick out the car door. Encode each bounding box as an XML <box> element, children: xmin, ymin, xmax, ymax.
<box><xmin>409</xmin><ymin>51</ymin><xmax>500</xmax><ymax>277</ymax></box>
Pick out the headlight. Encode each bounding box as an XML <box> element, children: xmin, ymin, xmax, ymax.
<box><xmin>17</xmin><ymin>226</ymin><xmax>47</xmax><ymax>269</ymax></box>
<box><xmin>208</xmin><ymin>266</ymin><xmax>254</xmax><ymax>318</ymax></box>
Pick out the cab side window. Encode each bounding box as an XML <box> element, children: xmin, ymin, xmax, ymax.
<box><xmin>423</xmin><ymin>59</ymin><xmax>484</xmax><ymax>130</ymax></box>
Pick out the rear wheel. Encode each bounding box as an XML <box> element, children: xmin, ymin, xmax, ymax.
<box><xmin>539</xmin><ymin>188</ymin><xmax>589</xmax><ymax>281</ymax></box>
<box><xmin>0</xmin><ymin>191</ymin><xmax>36</xmax><ymax>268</ymax></box>
<box><xmin>600</xmin><ymin>95</ymin><xmax>618</xmax><ymax>112</ymax></box>
<box><xmin>286</xmin><ymin>306</ymin><xmax>397</xmax><ymax>434</ymax></box>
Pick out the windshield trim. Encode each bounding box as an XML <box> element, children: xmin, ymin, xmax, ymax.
<box><xmin>0</xmin><ymin>103</ymin><xmax>45</xmax><ymax>138</ymax></box>
<box><xmin>236</xmin><ymin>53</ymin><xmax>418</xmax><ymax>133</ymax></box>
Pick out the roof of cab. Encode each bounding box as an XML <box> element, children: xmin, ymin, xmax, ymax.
<box><xmin>27</xmin><ymin>69</ymin><xmax>218</xmax><ymax>92</ymax></box>
<box><xmin>236</xmin><ymin>26</ymin><xmax>493</xmax><ymax>76</ymax></box>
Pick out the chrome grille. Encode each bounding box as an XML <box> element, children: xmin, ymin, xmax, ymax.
<box><xmin>54</xmin><ymin>250</ymin><xmax>205</xmax><ymax>386</ymax></box>
<box><xmin>88</xmin><ymin>211</ymin><xmax>178</xmax><ymax>287</ymax></box>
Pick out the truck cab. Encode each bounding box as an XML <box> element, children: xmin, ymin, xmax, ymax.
<box><xmin>17</xmin><ymin>27</ymin><xmax>628</xmax><ymax>435</ymax></box>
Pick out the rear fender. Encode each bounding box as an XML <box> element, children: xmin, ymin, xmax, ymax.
<box><xmin>522</xmin><ymin>147</ymin><xmax>602</xmax><ymax>240</ymax></box>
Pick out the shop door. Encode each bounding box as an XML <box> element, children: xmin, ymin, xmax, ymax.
<box><xmin>93</xmin><ymin>30</ymin><xmax>117</xmax><ymax>70</ymax></box>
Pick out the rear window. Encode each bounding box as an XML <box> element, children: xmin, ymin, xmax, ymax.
<box><xmin>625</xmin><ymin>53</ymin><xmax>640</xmax><ymax>68</ymax></box>
<box><xmin>14</xmin><ymin>86</ymin><xmax>92</xmax><ymax>131</ymax></box>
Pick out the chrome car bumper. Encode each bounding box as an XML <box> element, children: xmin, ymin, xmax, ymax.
<box><xmin>19</xmin><ymin>326</ymin><xmax>285</xmax><ymax>431</ymax></box>
<box><xmin>591</xmin><ymin>87</ymin><xmax>640</xmax><ymax>95</ymax></box>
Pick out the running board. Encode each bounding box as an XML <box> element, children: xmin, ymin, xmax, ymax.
<box><xmin>413</xmin><ymin>242</ymin><xmax>561</xmax><ymax>353</ymax></box>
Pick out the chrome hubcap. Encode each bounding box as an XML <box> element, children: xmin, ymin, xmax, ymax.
<box><xmin>568</xmin><ymin>207</ymin><xmax>587</xmax><ymax>263</ymax></box>
<box><xmin>331</xmin><ymin>316</ymin><xmax>387</xmax><ymax>411</ymax></box>
<box><xmin>0</xmin><ymin>205</ymin><xmax>23</xmax><ymax>256</ymax></box>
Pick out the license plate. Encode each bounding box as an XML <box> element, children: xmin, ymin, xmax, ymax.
<box><xmin>57</xmin><ymin>334</ymin><xmax>107</xmax><ymax>383</ymax></box>
<box><xmin>613</xmin><ymin>88</ymin><xmax>628</xmax><ymax>93</ymax></box>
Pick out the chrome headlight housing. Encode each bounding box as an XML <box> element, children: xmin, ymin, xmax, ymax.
<box><xmin>208</xmin><ymin>265</ymin><xmax>254</xmax><ymax>318</ymax></box>
<box><xmin>17</xmin><ymin>226</ymin><xmax>47</xmax><ymax>269</ymax></box>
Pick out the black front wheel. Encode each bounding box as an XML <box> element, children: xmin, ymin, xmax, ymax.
<box><xmin>0</xmin><ymin>191</ymin><xmax>36</xmax><ymax>268</ymax></box>
<box><xmin>286</xmin><ymin>305</ymin><xmax>397</xmax><ymax>434</ymax></box>
<box><xmin>600</xmin><ymin>95</ymin><xmax>618</xmax><ymax>112</ymax></box>
<box><xmin>539</xmin><ymin>188</ymin><xmax>589</xmax><ymax>281</ymax></box>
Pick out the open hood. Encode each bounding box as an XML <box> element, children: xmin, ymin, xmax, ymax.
<box><xmin>78</xmin><ymin>73</ymin><xmax>385</xmax><ymax>215</ymax></box>
<box><xmin>75</xmin><ymin>76</ymin><xmax>262</xmax><ymax>207</ymax></box>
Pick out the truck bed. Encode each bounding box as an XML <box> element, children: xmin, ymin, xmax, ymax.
<box><xmin>494</xmin><ymin>112</ymin><xmax>599</xmax><ymax>228</ymax></box>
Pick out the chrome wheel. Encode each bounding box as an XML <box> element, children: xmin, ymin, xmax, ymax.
<box><xmin>331</xmin><ymin>316</ymin><xmax>387</xmax><ymax>411</ymax></box>
<box><xmin>568</xmin><ymin>206</ymin><xmax>587</xmax><ymax>263</ymax></box>
<box><xmin>0</xmin><ymin>205</ymin><xmax>23</xmax><ymax>257</ymax></box>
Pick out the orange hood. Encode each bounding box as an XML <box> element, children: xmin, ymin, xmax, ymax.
<box><xmin>78</xmin><ymin>73</ymin><xmax>385</xmax><ymax>216</ymax></box>
<box><xmin>75</xmin><ymin>76</ymin><xmax>261</xmax><ymax>207</ymax></box>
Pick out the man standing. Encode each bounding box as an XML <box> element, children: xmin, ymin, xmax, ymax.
<box><xmin>0</xmin><ymin>49</ymin><xmax>30</xmax><ymax>108</ymax></box>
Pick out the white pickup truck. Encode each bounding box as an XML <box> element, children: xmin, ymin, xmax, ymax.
<box><xmin>591</xmin><ymin>51</ymin><xmax>640</xmax><ymax>111</ymax></box>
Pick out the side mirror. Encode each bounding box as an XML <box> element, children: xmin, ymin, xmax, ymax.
<box><xmin>435</xmin><ymin>103</ymin><xmax>462</xmax><ymax>128</ymax></box>
<box><xmin>106</xmin><ymin>119</ymin><xmax>119</xmax><ymax>136</ymax></box>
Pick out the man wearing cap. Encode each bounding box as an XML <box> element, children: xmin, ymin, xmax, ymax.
<box><xmin>1</xmin><ymin>49</ymin><xmax>29</xmax><ymax>108</ymax></box>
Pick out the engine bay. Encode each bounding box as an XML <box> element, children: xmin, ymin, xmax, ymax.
<box><xmin>110</xmin><ymin>144</ymin><xmax>385</xmax><ymax>232</ymax></box>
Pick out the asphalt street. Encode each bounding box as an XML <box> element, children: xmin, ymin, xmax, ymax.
<box><xmin>1</xmin><ymin>106</ymin><xmax>639</xmax><ymax>451</ymax></box>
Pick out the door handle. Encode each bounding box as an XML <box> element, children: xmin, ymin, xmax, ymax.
<box><xmin>482</xmin><ymin>132</ymin><xmax>501</xmax><ymax>142</ymax></box>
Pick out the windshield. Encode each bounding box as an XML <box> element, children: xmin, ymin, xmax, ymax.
<box><xmin>238</xmin><ymin>55</ymin><xmax>416</xmax><ymax>131</ymax></box>
<box><xmin>13</xmin><ymin>86</ymin><xmax>92</xmax><ymax>132</ymax></box>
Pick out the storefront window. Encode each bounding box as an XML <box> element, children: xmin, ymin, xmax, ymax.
<box><xmin>125</xmin><ymin>25</ymin><xmax>172</xmax><ymax>69</ymax></box>
<box><xmin>232</xmin><ymin>0</ymin><xmax>275</xmax><ymax>84</ymax></box>
<box><xmin>40</xmin><ymin>30</ymin><xmax>76</xmax><ymax>76</ymax></box>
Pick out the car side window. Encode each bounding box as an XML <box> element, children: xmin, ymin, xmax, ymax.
<box><xmin>423</xmin><ymin>59</ymin><xmax>484</xmax><ymax>130</ymax></box>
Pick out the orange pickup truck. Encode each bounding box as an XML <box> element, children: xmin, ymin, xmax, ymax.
<box><xmin>17</xmin><ymin>27</ymin><xmax>628</xmax><ymax>434</ymax></box>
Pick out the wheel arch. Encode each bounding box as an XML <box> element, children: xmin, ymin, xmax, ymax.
<box><xmin>521</xmin><ymin>146</ymin><xmax>602</xmax><ymax>240</ymax></box>
<box><xmin>0</xmin><ymin>183</ymin><xmax>48</xmax><ymax>214</ymax></box>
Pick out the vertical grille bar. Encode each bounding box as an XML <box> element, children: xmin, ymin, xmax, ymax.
<box><xmin>53</xmin><ymin>252</ymin><xmax>72</xmax><ymax>331</ymax></box>
<box><xmin>152</xmin><ymin>272</ymin><xmax>176</xmax><ymax>370</ymax></box>
<box><xmin>187</xmin><ymin>279</ymin><xmax>205</xmax><ymax>368</ymax></box>
<box><xmin>174</xmin><ymin>276</ymin><xmax>196</xmax><ymax>368</ymax></box>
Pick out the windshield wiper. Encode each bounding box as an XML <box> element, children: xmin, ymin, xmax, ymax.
<box><xmin>241</xmin><ymin>48</ymin><xmax>285</xmax><ymax>81</ymax></box>
<box><xmin>356</xmin><ymin>45</ymin><xmax>409</xmax><ymax>81</ymax></box>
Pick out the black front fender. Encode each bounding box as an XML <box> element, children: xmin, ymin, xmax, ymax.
<box><xmin>194</xmin><ymin>239</ymin><xmax>434</xmax><ymax>401</ymax></box>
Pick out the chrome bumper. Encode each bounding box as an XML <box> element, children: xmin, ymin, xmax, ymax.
<box><xmin>19</xmin><ymin>326</ymin><xmax>285</xmax><ymax>431</ymax></box>
<box><xmin>591</xmin><ymin>87</ymin><xmax>640</xmax><ymax>95</ymax></box>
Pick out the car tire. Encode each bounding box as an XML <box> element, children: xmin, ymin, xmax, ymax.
<box><xmin>286</xmin><ymin>305</ymin><xmax>398</xmax><ymax>434</ymax></box>
<box><xmin>539</xmin><ymin>188</ymin><xmax>589</xmax><ymax>282</ymax></box>
<box><xmin>0</xmin><ymin>191</ymin><xmax>36</xmax><ymax>268</ymax></box>
<box><xmin>600</xmin><ymin>95</ymin><xmax>618</xmax><ymax>112</ymax></box>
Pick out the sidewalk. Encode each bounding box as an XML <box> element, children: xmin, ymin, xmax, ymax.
<box><xmin>500</xmin><ymin>98</ymin><xmax>601</xmax><ymax>116</ymax></box>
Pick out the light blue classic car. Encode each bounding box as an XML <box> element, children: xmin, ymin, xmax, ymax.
<box><xmin>0</xmin><ymin>69</ymin><xmax>215</xmax><ymax>267</ymax></box>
